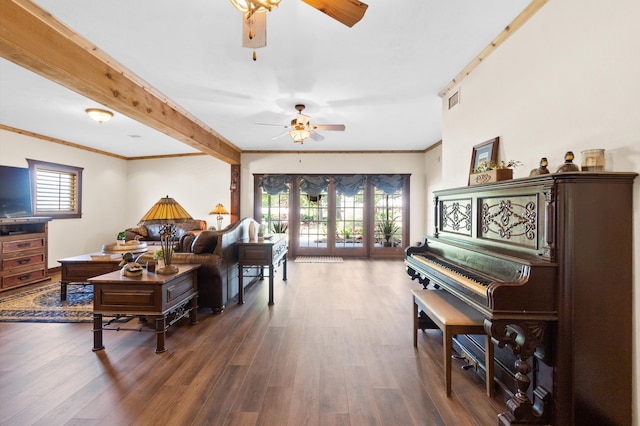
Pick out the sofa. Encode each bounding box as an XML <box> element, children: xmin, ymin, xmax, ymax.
<box><xmin>124</xmin><ymin>219</ymin><xmax>208</xmax><ymax>243</ymax></box>
<box><xmin>136</xmin><ymin>217</ymin><xmax>260</xmax><ymax>313</ymax></box>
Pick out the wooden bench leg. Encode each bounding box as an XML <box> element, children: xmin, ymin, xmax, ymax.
<box><xmin>444</xmin><ymin>325</ymin><xmax>452</xmax><ymax>397</ymax></box>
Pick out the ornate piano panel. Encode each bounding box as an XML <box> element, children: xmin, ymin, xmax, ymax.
<box><xmin>406</xmin><ymin>172</ymin><xmax>636</xmax><ymax>425</ymax></box>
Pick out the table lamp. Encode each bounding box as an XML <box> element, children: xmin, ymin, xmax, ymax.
<box><xmin>138</xmin><ymin>196</ymin><xmax>193</xmax><ymax>274</ymax></box>
<box><xmin>209</xmin><ymin>203</ymin><xmax>229</xmax><ymax>230</ymax></box>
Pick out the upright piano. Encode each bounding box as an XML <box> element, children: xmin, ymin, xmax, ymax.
<box><xmin>405</xmin><ymin>172</ymin><xmax>636</xmax><ymax>425</ymax></box>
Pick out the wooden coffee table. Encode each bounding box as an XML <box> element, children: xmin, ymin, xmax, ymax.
<box><xmin>58</xmin><ymin>253</ymin><xmax>124</xmax><ymax>301</ymax></box>
<box><xmin>89</xmin><ymin>264</ymin><xmax>200</xmax><ymax>353</ymax></box>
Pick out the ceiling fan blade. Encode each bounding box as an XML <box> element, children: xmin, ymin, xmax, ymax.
<box><xmin>309</xmin><ymin>131</ymin><xmax>325</xmax><ymax>141</ymax></box>
<box><xmin>272</xmin><ymin>130</ymin><xmax>291</xmax><ymax>140</ymax></box>
<box><xmin>257</xmin><ymin>123</ymin><xmax>289</xmax><ymax>127</ymax></box>
<box><xmin>300</xmin><ymin>0</ymin><xmax>368</xmax><ymax>28</ymax></box>
<box><xmin>312</xmin><ymin>124</ymin><xmax>346</xmax><ymax>131</ymax></box>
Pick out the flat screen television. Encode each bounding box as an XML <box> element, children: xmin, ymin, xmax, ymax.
<box><xmin>0</xmin><ymin>165</ymin><xmax>33</xmax><ymax>218</ymax></box>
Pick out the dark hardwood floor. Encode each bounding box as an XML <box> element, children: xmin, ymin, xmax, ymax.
<box><xmin>0</xmin><ymin>260</ymin><xmax>506</xmax><ymax>425</ymax></box>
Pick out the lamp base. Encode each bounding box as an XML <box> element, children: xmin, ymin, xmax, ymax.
<box><xmin>156</xmin><ymin>264</ymin><xmax>179</xmax><ymax>275</ymax></box>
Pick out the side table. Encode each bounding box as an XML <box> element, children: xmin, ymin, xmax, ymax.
<box><xmin>89</xmin><ymin>264</ymin><xmax>200</xmax><ymax>353</ymax></box>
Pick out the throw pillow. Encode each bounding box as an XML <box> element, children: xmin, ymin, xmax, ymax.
<box><xmin>191</xmin><ymin>231</ymin><xmax>218</xmax><ymax>254</ymax></box>
<box><xmin>128</xmin><ymin>226</ymin><xmax>148</xmax><ymax>237</ymax></box>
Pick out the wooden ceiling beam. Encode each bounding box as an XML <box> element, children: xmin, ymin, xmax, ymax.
<box><xmin>0</xmin><ymin>0</ymin><xmax>241</xmax><ymax>165</ymax></box>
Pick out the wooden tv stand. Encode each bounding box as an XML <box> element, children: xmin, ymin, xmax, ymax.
<box><xmin>0</xmin><ymin>217</ymin><xmax>52</xmax><ymax>292</ymax></box>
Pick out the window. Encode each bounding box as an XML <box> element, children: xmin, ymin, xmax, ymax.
<box><xmin>27</xmin><ymin>159</ymin><xmax>83</xmax><ymax>219</ymax></box>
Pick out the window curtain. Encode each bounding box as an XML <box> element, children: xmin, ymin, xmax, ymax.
<box><xmin>334</xmin><ymin>175</ymin><xmax>366</xmax><ymax>196</ymax></box>
<box><xmin>259</xmin><ymin>175</ymin><xmax>291</xmax><ymax>195</ymax></box>
<box><xmin>299</xmin><ymin>175</ymin><xmax>329</xmax><ymax>197</ymax></box>
<box><xmin>371</xmin><ymin>174</ymin><xmax>405</xmax><ymax>194</ymax></box>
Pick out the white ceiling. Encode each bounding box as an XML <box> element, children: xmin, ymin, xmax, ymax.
<box><xmin>0</xmin><ymin>0</ymin><xmax>530</xmax><ymax>158</ymax></box>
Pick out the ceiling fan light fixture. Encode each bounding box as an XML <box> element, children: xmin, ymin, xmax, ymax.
<box><xmin>85</xmin><ymin>108</ymin><xmax>113</xmax><ymax>124</ymax></box>
<box><xmin>290</xmin><ymin>128</ymin><xmax>311</xmax><ymax>144</ymax></box>
<box><xmin>230</xmin><ymin>0</ymin><xmax>280</xmax><ymax>17</ymax></box>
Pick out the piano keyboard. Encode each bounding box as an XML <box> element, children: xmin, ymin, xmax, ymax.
<box><xmin>410</xmin><ymin>254</ymin><xmax>490</xmax><ymax>297</ymax></box>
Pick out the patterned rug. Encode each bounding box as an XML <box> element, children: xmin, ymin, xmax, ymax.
<box><xmin>0</xmin><ymin>281</ymin><xmax>96</xmax><ymax>323</ymax></box>
<box><xmin>294</xmin><ymin>256</ymin><xmax>344</xmax><ymax>263</ymax></box>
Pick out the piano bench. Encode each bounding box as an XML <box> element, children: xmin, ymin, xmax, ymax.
<box><xmin>412</xmin><ymin>289</ymin><xmax>494</xmax><ymax>398</ymax></box>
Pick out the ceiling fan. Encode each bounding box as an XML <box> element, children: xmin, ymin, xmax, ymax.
<box><xmin>230</xmin><ymin>0</ymin><xmax>368</xmax><ymax>59</ymax></box>
<box><xmin>259</xmin><ymin>104</ymin><xmax>346</xmax><ymax>144</ymax></box>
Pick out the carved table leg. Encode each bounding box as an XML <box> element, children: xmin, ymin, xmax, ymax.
<box><xmin>60</xmin><ymin>281</ymin><xmax>68</xmax><ymax>301</ymax></box>
<box><xmin>92</xmin><ymin>313</ymin><xmax>104</xmax><ymax>351</ymax></box>
<box><xmin>155</xmin><ymin>316</ymin><xmax>167</xmax><ymax>354</ymax></box>
<box><xmin>189</xmin><ymin>296</ymin><xmax>198</xmax><ymax>325</ymax></box>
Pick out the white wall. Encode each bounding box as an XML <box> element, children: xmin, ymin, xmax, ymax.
<box><xmin>0</xmin><ymin>129</ymin><xmax>232</xmax><ymax>267</ymax></box>
<box><xmin>125</xmin><ymin>155</ymin><xmax>231</xmax><ymax>230</ymax></box>
<box><xmin>240</xmin><ymin>152</ymin><xmax>429</xmax><ymax>245</ymax></box>
<box><xmin>1</xmin><ymin>129</ymin><xmax>128</xmax><ymax>261</ymax></box>
<box><xmin>439</xmin><ymin>0</ymin><xmax>640</xmax><ymax>421</ymax></box>
<box><xmin>423</xmin><ymin>144</ymin><xmax>442</xmax><ymax>235</ymax></box>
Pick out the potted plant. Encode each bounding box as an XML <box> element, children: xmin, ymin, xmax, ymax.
<box><xmin>377</xmin><ymin>217</ymin><xmax>399</xmax><ymax>247</ymax></box>
<box><xmin>271</xmin><ymin>222</ymin><xmax>288</xmax><ymax>234</ymax></box>
<box><xmin>470</xmin><ymin>160</ymin><xmax>522</xmax><ymax>186</ymax></box>
<box><xmin>117</xmin><ymin>231</ymin><xmax>126</xmax><ymax>245</ymax></box>
<box><xmin>153</xmin><ymin>248</ymin><xmax>172</xmax><ymax>267</ymax></box>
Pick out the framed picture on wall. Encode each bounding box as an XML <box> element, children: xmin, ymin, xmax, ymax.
<box><xmin>469</xmin><ymin>137</ymin><xmax>500</xmax><ymax>183</ymax></box>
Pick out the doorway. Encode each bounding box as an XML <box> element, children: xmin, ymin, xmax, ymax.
<box><xmin>254</xmin><ymin>174</ymin><xmax>409</xmax><ymax>259</ymax></box>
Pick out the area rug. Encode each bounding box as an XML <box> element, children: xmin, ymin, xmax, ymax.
<box><xmin>0</xmin><ymin>281</ymin><xmax>96</xmax><ymax>323</ymax></box>
<box><xmin>294</xmin><ymin>256</ymin><xmax>343</xmax><ymax>263</ymax></box>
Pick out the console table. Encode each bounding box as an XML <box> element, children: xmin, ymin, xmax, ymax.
<box><xmin>237</xmin><ymin>234</ymin><xmax>287</xmax><ymax>305</ymax></box>
<box><xmin>89</xmin><ymin>264</ymin><xmax>199</xmax><ymax>353</ymax></box>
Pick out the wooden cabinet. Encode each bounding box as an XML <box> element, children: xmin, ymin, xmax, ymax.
<box><xmin>0</xmin><ymin>217</ymin><xmax>52</xmax><ymax>291</ymax></box>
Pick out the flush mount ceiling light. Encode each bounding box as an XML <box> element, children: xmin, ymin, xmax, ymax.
<box><xmin>85</xmin><ymin>108</ymin><xmax>113</xmax><ymax>124</ymax></box>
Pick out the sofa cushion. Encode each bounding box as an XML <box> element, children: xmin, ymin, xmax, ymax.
<box><xmin>141</xmin><ymin>221</ymin><xmax>206</xmax><ymax>240</ymax></box>
<box><xmin>191</xmin><ymin>231</ymin><xmax>219</xmax><ymax>254</ymax></box>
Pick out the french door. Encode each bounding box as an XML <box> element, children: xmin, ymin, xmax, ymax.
<box><xmin>254</xmin><ymin>174</ymin><xmax>408</xmax><ymax>259</ymax></box>
<box><xmin>294</xmin><ymin>178</ymin><xmax>367</xmax><ymax>257</ymax></box>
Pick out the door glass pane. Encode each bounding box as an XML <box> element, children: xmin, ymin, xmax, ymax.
<box><xmin>374</xmin><ymin>188</ymin><xmax>403</xmax><ymax>248</ymax></box>
<box><xmin>299</xmin><ymin>192</ymin><xmax>328</xmax><ymax>248</ymax></box>
<box><xmin>261</xmin><ymin>192</ymin><xmax>289</xmax><ymax>234</ymax></box>
<box><xmin>336</xmin><ymin>191</ymin><xmax>364</xmax><ymax>249</ymax></box>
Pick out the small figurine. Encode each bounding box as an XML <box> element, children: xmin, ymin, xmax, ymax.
<box><xmin>556</xmin><ymin>151</ymin><xmax>580</xmax><ymax>173</ymax></box>
<box><xmin>530</xmin><ymin>157</ymin><xmax>550</xmax><ymax>176</ymax></box>
<box><xmin>119</xmin><ymin>252</ymin><xmax>143</xmax><ymax>276</ymax></box>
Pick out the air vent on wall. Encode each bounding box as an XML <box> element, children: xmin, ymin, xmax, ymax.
<box><xmin>448</xmin><ymin>89</ymin><xmax>460</xmax><ymax>110</ymax></box>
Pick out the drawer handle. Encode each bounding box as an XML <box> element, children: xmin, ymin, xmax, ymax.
<box><xmin>17</xmin><ymin>242</ymin><xmax>32</xmax><ymax>248</ymax></box>
<box><xmin>18</xmin><ymin>273</ymin><xmax>32</xmax><ymax>281</ymax></box>
<box><xmin>17</xmin><ymin>259</ymin><xmax>31</xmax><ymax>265</ymax></box>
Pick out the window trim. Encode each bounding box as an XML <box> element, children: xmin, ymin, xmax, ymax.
<box><xmin>27</xmin><ymin>159</ymin><xmax>83</xmax><ymax>219</ymax></box>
